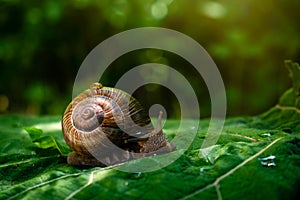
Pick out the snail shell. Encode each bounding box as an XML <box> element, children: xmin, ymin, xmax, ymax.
<box><xmin>62</xmin><ymin>83</ymin><xmax>175</xmax><ymax>166</ymax></box>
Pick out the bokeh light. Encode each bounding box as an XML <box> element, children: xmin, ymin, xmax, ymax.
<box><xmin>0</xmin><ymin>0</ymin><xmax>299</xmax><ymax>117</ymax></box>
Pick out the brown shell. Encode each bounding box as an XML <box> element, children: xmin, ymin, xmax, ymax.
<box><xmin>62</xmin><ymin>83</ymin><xmax>175</xmax><ymax>166</ymax></box>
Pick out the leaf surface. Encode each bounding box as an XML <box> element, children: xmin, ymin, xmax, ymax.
<box><xmin>1</xmin><ymin>61</ymin><xmax>300</xmax><ymax>200</ymax></box>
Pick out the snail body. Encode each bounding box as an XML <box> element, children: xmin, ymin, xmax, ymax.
<box><xmin>62</xmin><ymin>83</ymin><xmax>175</xmax><ymax>166</ymax></box>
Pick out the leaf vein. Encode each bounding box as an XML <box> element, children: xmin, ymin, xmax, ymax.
<box><xmin>0</xmin><ymin>155</ymin><xmax>58</xmax><ymax>168</ymax></box>
<box><xmin>179</xmin><ymin>137</ymin><xmax>283</xmax><ymax>200</ymax></box>
<box><xmin>6</xmin><ymin>173</ymin><xmax>83</xmax><ymax>200</ymax></box>
<box><xmin>276</xmin><ymin>104</ymin><xmax>300</xmax><ymax>114</ymax></box>
<box><xmin>64</xmin><ymin>171</ymin><xmax>94</xmax><ymax>200</ymax></box>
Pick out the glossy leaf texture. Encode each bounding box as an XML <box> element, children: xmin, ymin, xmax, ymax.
<box><xmin>1</xmin><ymin>61</ymin><xmax>300</xmax><ymax>200</ymax></box>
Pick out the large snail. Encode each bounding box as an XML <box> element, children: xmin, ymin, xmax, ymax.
<box><xmin>62</xmin><ymin>83</ymin><xmax>175</xmax><ymax>166</ymax></box>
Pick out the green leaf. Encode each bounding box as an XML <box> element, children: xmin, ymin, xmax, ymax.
<box><xmin>33</xmin><ymin>135</ymin><xmax>70</xmax><ymax>156</ymax></box>
<box><xmin>23</xmin><ymin>127</ymin><xmax>43</xmax><ymax>141</ymax></box>
<box><xmin>23</xmin><ymin>126</ymin><xmax>71</xmax><ymax>156</ymax></box>
<box><xmin>279</xmin><ymin>60</ymin><xmax>300</xmax><ymax>108</ymax></box>
<box><xmin>1</xmin><ymin>61</ymin><xmax>300</xmax><ymax>200</ymax></box>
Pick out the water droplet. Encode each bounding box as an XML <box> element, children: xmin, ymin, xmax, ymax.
<box><xmin>261</xmin><ymin>133</ymin><xmax>272</xmax><ymax>137</ymax></box>
<box><xmin>133</xmin><ymin>172</ymin><xmax>143</xmax><ymax>179</ymax></box>
<box><xmin>258</xmin><ymin>155</ymin><xmax>276</xmax><ymax>161</ymax></box>
<box><xmin>258</xmin><ymin>155</ymin><xmax>276</xmax><ymax>167</ymax></box>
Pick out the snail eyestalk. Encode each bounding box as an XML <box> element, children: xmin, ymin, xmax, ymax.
<box><xmin>156</xmin><ymin>111</ymin><xmax>163</xmax><ymax>132</ymax></box>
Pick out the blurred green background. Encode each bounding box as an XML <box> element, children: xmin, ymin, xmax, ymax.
<box><xmin>0</xmin><ymin>0</ymin><xmax>299</xmax><ymax>118</ymax></box>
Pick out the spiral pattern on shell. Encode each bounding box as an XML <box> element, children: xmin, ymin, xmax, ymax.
<box><xmin>62</xmin><ymin>83</ymin><xmax>174</xmax><ymax>166</ymax></box>
<box><xmin>72</xmin><ymin>98</ymin><xmax>105</xmax><ymax>132</ymax></box>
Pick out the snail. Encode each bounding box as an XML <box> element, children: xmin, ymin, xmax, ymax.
<box><xmin>62</xmin><ymin>83</ymin><xmax>175</xmax><ymax>166</ymax></box>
